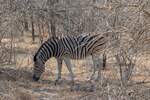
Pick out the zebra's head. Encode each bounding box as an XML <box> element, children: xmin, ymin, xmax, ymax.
<box><xmin>32</xmin><ymin>54</ymin><xmax>45</xmax><ymax>82</ymax></box>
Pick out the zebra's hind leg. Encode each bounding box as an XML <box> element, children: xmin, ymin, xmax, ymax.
<box><xmin>63</xmin><ymin>57</ymin><xmax>75</xmax><ymax>86</ymax></box>
<box><xmin>55</xmin><ymin>58</ymin><xmax>63</xmax><ymax>85</ymax></box>
<box><xmin>90</xmin><ymin>55</ymin><xmax>103</xmax><ymax>81</ymax></box>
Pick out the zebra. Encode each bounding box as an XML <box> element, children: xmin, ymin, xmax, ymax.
<box><xmin>32</xmin><ymin>34</ymin><xmax>107</xmax><ymax>84</ymax></box>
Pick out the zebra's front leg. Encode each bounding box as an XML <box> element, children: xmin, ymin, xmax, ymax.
<box><xmin>55</xmin><ymin>58</ymin><xmax>63</xmax><ymax>85</ymax></box>
<box><xmin>63</xmin><ymin>58</ymin><xmax>75</xmax><ymax>86</ymax></box>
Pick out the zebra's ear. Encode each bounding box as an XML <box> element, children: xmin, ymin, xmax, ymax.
<box><xmin>33</xmin><ymin>54</ymin><xmax>37</xmax><ymax>62</ymax></box>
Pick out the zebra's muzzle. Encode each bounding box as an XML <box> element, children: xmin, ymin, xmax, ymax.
<box><xmin>32</xmin><ymin>74</ymin><xmax>40</xmax><ymax>82</ymax></box>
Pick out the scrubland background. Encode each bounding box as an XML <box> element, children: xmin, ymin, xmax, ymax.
<box><xmin>0</xmin><ymin>0</ymin><xmax>150</xmax><ymax>100</ymax></box>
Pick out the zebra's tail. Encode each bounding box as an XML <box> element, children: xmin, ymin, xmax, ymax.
<box><xmin>102</xmin><ymin>52</ymin><xmax>106</xmax><ymax>70</ymax></box>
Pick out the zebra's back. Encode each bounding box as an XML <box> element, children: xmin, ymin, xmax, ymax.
<box><xmin>61</xmin><ymin>34</ymin><xmax>106</xmax><ymax>59</ymax></box>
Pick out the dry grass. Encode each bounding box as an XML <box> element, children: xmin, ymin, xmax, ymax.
<box><xmin>0</xmin><ymin>0</ymin><xmax>150</xmax><ymax>99</ymax></box>
<box><xmin>0</xmin><ymin>66</ymin><xmax>150</xmax><ymax>100</ymax></box>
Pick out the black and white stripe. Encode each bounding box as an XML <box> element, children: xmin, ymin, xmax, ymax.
<box><xmin>32</xmin><ymin>34</ymin><xmax>107</xmax><ymax>82</ymax></box>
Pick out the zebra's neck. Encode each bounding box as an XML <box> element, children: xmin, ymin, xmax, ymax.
<box><xmin>34</xmin><ymin>38</ymin><xmax>62</xmax><ymax>63</ymax></box>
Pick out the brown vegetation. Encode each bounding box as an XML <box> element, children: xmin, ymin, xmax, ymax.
<box><xmin>0</xmin><ymin>0</ymin><xmax>150</xmax><ymax>100</ymax></box>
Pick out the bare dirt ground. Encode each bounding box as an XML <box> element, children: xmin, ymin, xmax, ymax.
<box><xmin>0</xmin><ymin>36</ymin><xmax>150</xmax><ymax>100</ymax></box>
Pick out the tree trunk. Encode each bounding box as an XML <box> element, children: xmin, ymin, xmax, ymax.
<box><xmin>47</xmin><ymin>0</ymin><xmax>58</xmax><ymax>38</ymax></box>
<box><xmin>31</xmin><ymin>15</ymin><xmax>35</xmax><ymax>42</ymax></box>
<box><xmin>23</xmin><ymin>12</ymin><xmax>29</xmax><ymax>32</ymax></box>
<box><xmin>38</xmin><ymin>22</ymin><xmax>43</xmax><ymax>44</ymax></box>
<box><xmin>50</xmin><ymin>12</ymin><xmax>56</xmax><ymax>37</ymax></box>
<box><xmin>24</xmin><ymin>21</ymin><xmax>29</xmax><ymax>31</ymax></box>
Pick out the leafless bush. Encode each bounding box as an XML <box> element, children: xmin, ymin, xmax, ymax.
<box><xmin>115</xmin><ymin>50</ymin><xmax>135</xmax><ymax>86</ymax></box>
<box><xmin>0</xmin><ymin>0</ymin><xmax>150</xmax><ymax>99</ymax></box>
<box><xmin>0</xmin><ymin>36</ymin><xmax>15</xmax><ymax>65</ymax></box>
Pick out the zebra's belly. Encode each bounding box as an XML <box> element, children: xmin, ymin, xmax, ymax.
<box><xmin>63</xmin><ymin>52</ymin><xmax>91</xmax><ymax>59</ymax></box>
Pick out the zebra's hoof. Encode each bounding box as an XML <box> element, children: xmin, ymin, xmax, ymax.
<box><xmin>32</xmin><ymin>75</ymin><xmax>40</xmax><ymax>82</ymax></box>
<box><xmin>89</xmin><ymin>76</ymin><xmax>100</xmax><ymax>83</ymax></box>
<box><xmin>89</xmin><ymin>76</ymin><xmax>95</xmax><ymax>81</ymax></box>
<box><xmin>54</xmin><ymin>79</ymin><xmax>62</xmax><ymax>86</ymax></box>
<box><xmin>70</xmin><ymin>83</ymin><xmax>80</xmax><ymax>91</ymax></box>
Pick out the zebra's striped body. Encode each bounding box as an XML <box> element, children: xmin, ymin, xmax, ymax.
<box><xmin>60</xmin><ymin>34</ymin><xmax>106</xmax><ymax>59</ymax></box>
<box><xmin>33</xmin><ymin>34</ymin><xmax>107</xmax><ymax>82</ymax></box>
